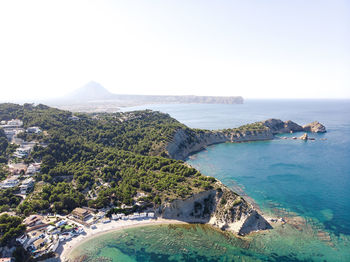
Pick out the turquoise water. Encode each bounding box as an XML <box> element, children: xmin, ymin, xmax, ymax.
<box><xmin>72</xmin><ymin>100</ymin><xmax>350</xmax><ymax>261</ymax></box>
<box><xmin>70</xmin><ymin>224</ymin><xmax>275</xmax><ymax>262</ymax></box>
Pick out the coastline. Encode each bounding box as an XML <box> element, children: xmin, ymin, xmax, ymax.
<box><xmin>58</xmin><ymin>218</ymin><xmax>187</xmax><ymax>262</ymax></box>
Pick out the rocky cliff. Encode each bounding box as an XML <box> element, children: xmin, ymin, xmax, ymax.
<box><xmin>157</xmin><ymin>183</ymin><xmax>272</xmax><ymax>236</ymax></box>
<box><xmin>302</xmin><ymin>121</ymin><xmax>327</xmax><ymax>133</ymax></box>
<box><xmin>262</xmin><ymin>119</ymin><xmax>326</xmax><ymax>134</ymax></box>
<box><xmin>166</xmin><ymin>128</ymin><xmax>273</xmax><ymax>160</ymax></box>
<box><xmin>166</xmin><ymin>119</ymin><xmax>326</xmax><ymax>160</ymax></box>
<box><xmin>162</xmin><ymin>118</ymin><xmax>326</xmax><ymax>235</ymax></box>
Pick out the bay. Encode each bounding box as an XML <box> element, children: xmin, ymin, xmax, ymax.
<box><xmin>70</xmin><ymin>99</ymin><xmax>350</xmax><ymax>261</ymax></box>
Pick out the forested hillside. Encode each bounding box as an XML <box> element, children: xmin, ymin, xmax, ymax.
<box><xmin>0</xmin><ymin>103</ymin><xmax>216</xmax><ymax>216</ymax></box>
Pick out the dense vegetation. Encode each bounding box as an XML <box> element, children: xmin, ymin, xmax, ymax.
<box><xmin>222</xmin><ymin>121</ymin><xmax>268</xmax><ymax>133</ymax></box>
<box><xmin>0</xmin><ymin>214</ymin><xmax>26</xmax><ymax>246</ymax></box>
<box><xmin>0</xmin><ymin>103</ymin><xmax>217</xmax><ymax>217</ymax></box>
<box><xmin>0</xmin><ymin>188</ymin><xmax>22</xmax><ymax>212</ymax></box>
<box><xmin>0</xmin><ymin>128</ymin><xmax>17</xmax><ymax>165</ymax></box>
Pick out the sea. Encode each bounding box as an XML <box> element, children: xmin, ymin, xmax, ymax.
<box><xmin>70</xmin><ymin>100</ymin><xmax>350</xmax><ymax>262</ymax></box>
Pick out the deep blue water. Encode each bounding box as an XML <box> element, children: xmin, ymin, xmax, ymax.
<box><xmin>100</xmin><ymin>100</ymin><xmax>350</xmax><ymax>261</ymax></box>
<box><xmin>126</xmin><ymin>100</ymin><xmax>350</xmax><ymax>232</ymax></box>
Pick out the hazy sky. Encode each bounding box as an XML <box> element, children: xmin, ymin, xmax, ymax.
<box><xmin>0</xmin><ymin>0</ymin><xmax>349</xmax><ymax>101</ymax></box>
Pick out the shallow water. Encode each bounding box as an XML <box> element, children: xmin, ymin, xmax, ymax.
<box><xmin>69</xmin><ymin>224</ymin><xmax>314</xmax><ymax>262</ymax></box>
<box><xmin>71</xmin><ymin>100</ymin><xmax>350</xmax><ymax>261</ymax></box>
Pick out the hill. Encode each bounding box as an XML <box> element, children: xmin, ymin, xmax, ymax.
<box><xmin>63</xmin><ymin>81</ymin><xmax>114</xmax><ymax>101</ymax></box>
<box><xmin>0</xmin><ymin>103</ymin><xmax>272</xmax><ymax>247</ymax></box>
<box><xmin>49</xmin><ymin>82</ymin><xmax>243</xmax><ymax>111</ymax></box>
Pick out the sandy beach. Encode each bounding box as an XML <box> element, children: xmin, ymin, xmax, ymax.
<box><xmin>58</xmin><ymin>218</ymin><xmax>187</xmax><ymax>262</ymax></box>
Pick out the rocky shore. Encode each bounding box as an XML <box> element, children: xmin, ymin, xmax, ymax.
<box><xmin>160</xmin><ymin>119</ymin><xmax>326</xmax><ymax>236</ymax></box>
<box><xmin>166</xmin><ymin>119</ymin><xmax>326</xmax><ymax>160</ymax></box>
<box><xmin>157</xmin><ymin>182</ymin><xmax>272</xmax><ymax>236</ymax></box>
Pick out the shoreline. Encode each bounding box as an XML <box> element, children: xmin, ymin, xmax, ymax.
<box><xmin>59</xmin><ymin>214</ymin><xmax>280</xmax><ymax>262</ymax></box>
<box><xmin>58</xmin><ymin>218</ymin><xmax>187</xmax><ymax>262</ymax></box>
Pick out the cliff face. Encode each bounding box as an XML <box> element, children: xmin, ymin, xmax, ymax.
<box><xmin>162</xmin><ymin>118</ymin><xmax>326</xmax><ymax>235</ymax></box>
<box><xmin>302</xmin><ymin>121</ymin><xmax>327</xmax><ymax>133</ymax></box>
<box><xmin>262</xmin><ymin>119</ymin><xmax>304</xmax><ymax>134</ymax></box>
<box><xmin>262</xmin><ymin>119</ymin><xmax>327</xmax><ymax>134</ymax></box>
<box><xmin>166</xmin><ymin>128</ymin><xmax>273</xmax><ymax>160</ymax></box>
<box><xmin>157</xmin><ymin>184</ymin><xmax>272</xmax><ymax>236</ymax></box>
<box><xmin>166</xmin><ymin>119</ymin><xmax>326</xmax><ymax>160</ymax></box>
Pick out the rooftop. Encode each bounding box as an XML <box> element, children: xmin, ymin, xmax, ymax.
<box><xmin>72</xmin><ymin>207</ymin><xmax>90</xmax><ymax>215</ymax></box>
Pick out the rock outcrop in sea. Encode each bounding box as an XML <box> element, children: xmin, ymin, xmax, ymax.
<box><xmin>261</xmin><ymin>119</ymin><xmax>326</xmax><ymax>134</ymax></box>
<box><xmin>302</xmin><ymin>121</ymin><xmax>327</xmax><ymax>133</ymax></box>
<box><xmin>299</xmin><ymin>133</ymin><xmax>308</xmax><ymax>140</ymax></box>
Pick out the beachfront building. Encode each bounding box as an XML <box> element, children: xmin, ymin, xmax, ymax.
<box><xmin>23</xmin><ymin>215</ymin><xmax>44</xmax><ymax>228</ymax></box>
<box><xmin>112</xmin><ymin>213</ymin><xmax>125</xmax><ymax>220</ymax></box>
<box><xmin>33</xmin><ymin>238</ymin><xmax>46</xmax><ymax>250</ymax></box>
<box><xmin>102</xmin><ymin>218</ymin><xmax>111</xmax><ymax>223</ymax></box>
<box><xmin>16</xmin><ymin>234</ymin><xmax>27</xmax><ymax>245</ymax></box>
<box><xmin>139</xmin><ymin>212</ymin><xmax>147</xmax><ymax>219</ymax></box>
<box><xmin>71</xmin><ymin>207</ymin><xmax>91</xmax><ymax>221</ymax></box>
<box><xmin>26</xmin><ymin>230</ymin><xmax>45</xmax><ymax>246</ymax></box>
<box><xmin>55</xmin><ymin>220</ymin><xmax>67</xmax><ymax>227</ymax></box>
<box><xmin>95</xmin><ymin>210</ymin><xmax>106</xmax><ymax>219</ymax></box>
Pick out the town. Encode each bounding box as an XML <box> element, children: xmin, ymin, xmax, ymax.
<box><xmin>18</xmin><ymin>208</ymin><xmax>155</xmax><ymax>260</ymax></box>
<box><xmin>0</xmin><ymin>118</ymin><xmax>156</xmax><ymax>261</ymax></box>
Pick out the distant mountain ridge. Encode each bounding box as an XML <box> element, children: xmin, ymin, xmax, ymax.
<box><xmin>49</xmin><ymin>81</ymin><xmax>243</xmax><ymax>111</ymax></box>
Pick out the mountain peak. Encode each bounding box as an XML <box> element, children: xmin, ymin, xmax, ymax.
<box><xmin>65</xmin><ymin>81</ymin><xmax>113</xmax><ymax>101</ymax></box>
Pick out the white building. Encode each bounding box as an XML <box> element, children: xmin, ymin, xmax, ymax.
<box><xmin>68</xmin><ymin>116</ymin><xmax>80</xmax><ymax>121</ymax></box>
<box><xmin>139</xmin><ymin>212</ymin><xmax>147</xmax><ymax>219</ymax></box>
<box><xmin>55</xmin><ymin>220</ymin><xmax>67</xmax><ymax>227</ymax></box>
<box><xmin>102</xmin><ymin>218</ymin><xmax>111</xmax><ymax>223</ymax></box>
<box><xmin>4</xmin><ymin>129</ymin><xmax>16</xmax><ymax>140</ymax></box>
<box><xmin>14</xmin><ymin>147</ymin><xmax>32</xmax><ymax>158</ymax></box>
<box><xmin>20</xmin><ymin>177</ymin><xmax>35</xmax><ymax>194</ymax></box>
<box><xmin>27</xmin><ymin>163</ymin><xmax>40</xmax><ymax>175</ymax></box>
<box><xmin>26</xmin><ymin>230</ymin><xmax>45</xmax><ymax>246</ymax></box>
<box><xmin>26</xmin><ymin>126</ymin><xmax>42</xmax><ymax>134</ymax></box>
<box><xmin>0</xmin><ymin>176</ymin><xmax>20</xmax><ymax>189</ymax></box>
<box><xmin>7</xmin><ymin>119</ymin><xmax>23</xmax><ymax>127</ymax></box>
<box><xmin>16</xmin><ymin>234</ymin><xmax>27</xmax><ymax>245</ymax></box>
<box><xmin>147</xmin><ymin>212</ymin><xmax>155</xmax><ymax>218</ymax></box>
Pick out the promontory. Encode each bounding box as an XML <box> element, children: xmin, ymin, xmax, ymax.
<box><xmin>0</xmin><ymin>103</ymin><xmax>326</xmax><ymax>260</ymax></box>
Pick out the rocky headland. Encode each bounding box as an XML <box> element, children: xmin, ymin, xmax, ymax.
<box><xmin>157</xmin><ymin>182</ymin><xmax>272</xmax><ymax>236</ymax></box>
<box><xmin>166</xmin><ymin>119</ymin><xmax>326</xmax><ymax>160</ymax></box>
<box><xmin>160</xmin><ymin>118</ymin><xmax>326</xmax><ymax>236</ymax></box>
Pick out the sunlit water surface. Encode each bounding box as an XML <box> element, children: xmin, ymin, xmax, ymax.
<box><xmin>70</xmin><ymin>100</ymin><xmax>350</xmax><ymax>261</ymax></box>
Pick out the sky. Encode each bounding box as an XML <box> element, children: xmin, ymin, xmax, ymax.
<box><xmin>0</xmin><ymin>0</ymin><xmax>349</xmax><ymax>101</ymax></box>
